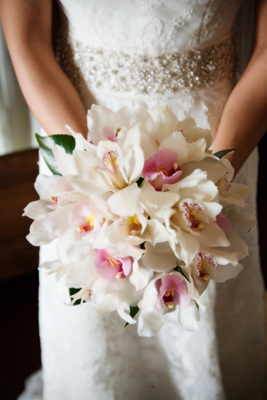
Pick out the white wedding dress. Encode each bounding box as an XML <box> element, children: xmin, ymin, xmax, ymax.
<box><xmin>19</xmin><ymin>1</ymin><xmax>265</xmax><ymax>399</ymax></box>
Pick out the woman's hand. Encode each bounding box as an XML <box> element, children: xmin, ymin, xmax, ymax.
<box><xmin>212</xmin><ymin>0</ymin><xmax>267</xmax><ymax>175</ymax></box>
<box><xmin>0</xmin><ymin>0</ymin><xmax>88</xmax><ymax>137</ymax></box>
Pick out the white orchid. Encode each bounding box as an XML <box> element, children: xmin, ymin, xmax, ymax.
<box><xmin>216</xmin><ymin>159</ymin><xmax>249</xmax><ymax>208</ymax></box>
<box><xmin>25</xmin><ymin>103</ymin><xmax>254</xmax><ymax>337</ymax></box>
<box><xmin>24</xmin><ymin>174</ymin><xmax>84</xmax><ymax>246</ymax></box>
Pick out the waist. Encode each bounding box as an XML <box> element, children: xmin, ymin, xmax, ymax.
<box><xmin>57</xmin><ymin>33</ymin><xmax>237</xmax><ymax>96</ymax></box>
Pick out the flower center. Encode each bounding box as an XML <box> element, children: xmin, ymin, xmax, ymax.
<box><xmin>106</xmin><ymin>256</ymin><xmax>124</xmax><ymax>279</ymax></box>
<box><xmin>50</xmin><ymin>196</ymin><xmax>58</xmax><ymax>204</ymax></box>
<box><xmin>154</xmin><ymin>163</ymin><xmax>180</xmax><ymax>177</ymax></box>
<box><xmin>198</xmin><ymin>263</ymin><xmax>210</xmax><ymax>281</ymax></box>
<box><xmin>100</xmin><ymin>150</ymin><xmax>126</xmax><ymax>188</ymax></box>
<box><xmin>196</xmin><ymin>253</ymin><xmax>217</xmax><ymax>282</ymax></box>
<box><xmin>106</xmin><ymin>256</ymin><xmax>121</xmax><ymax>267</ymax></box>
<box><xmin>189</xmin><ymin>214</ymin><xmax>205</xmax><ymax>231</ymax></box>
<box><xmin>163</xmin><ymin>288</ymin><xmax>175</xmax><ymax>308</ymax></box>
<box><xmin>86</xmin><ymin>212</ymin><xmax>96</xmax><ymax>228</ymax></box>
<box><xmin>106</xmin><ymin>151</ymin><xmax>119</xmax><ymax>166</ymax></box>
<box><xmin>128</xmin><ymin>214</ymin><xmax>142</xmax><ymax>236</ymax></box>
<box><xmin>155</xmin><ymin>165</ymin><xmax>168</xmax><ymax>176</ymax></box>
<box><xmin>78</xmin><ymin>212</ymin><xmax>96</xmax><ymax>233</ymax></box>
<box><xmin>182</xmin><ymin>202</ymin><xmax>205</xmax><ymax>232</ymax></box>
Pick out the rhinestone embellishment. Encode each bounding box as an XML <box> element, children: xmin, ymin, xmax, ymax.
<box><xmin>57</xmin><ymin>35</ymin><xmax>236</xmax><ymax>95</ymax></box>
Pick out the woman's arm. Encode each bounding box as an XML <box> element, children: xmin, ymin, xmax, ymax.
<box><xmin>212</xmin><ymin>0</ymin><xmax>267</xmax><ymax>175</ymax></box>
<box><xmin>0</xmin><ymin>0</ymin><xmax>87</xmax><ymax>137</ymax></box>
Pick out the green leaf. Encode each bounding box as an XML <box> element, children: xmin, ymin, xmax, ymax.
<box><xmin>36</xmin><ymin>133</ymin><xmax>76</xmax><ymax>175</ymax></box>
<box><xmin>69</xmin><ymin>287</ymin><xmax>85</xmax><ymax>306</ymax></box>
<box><xmin>173</xmin><ymin>266</ymin><xmax>190</xmax><ymax>282</ymax></box>
<box><xmin>195</xmin><ymin>302</ymin><xmax>199</xmax><ymax>311</ymax></box>
<box><xmin>213</xmin><ymin>149</ymin><xmax>236</xmax><ymax>159</ymax></box>
<box><xmin>136</xmin><ymin>177</ymin><xmax>145</xmax><ymax>188</ymax></box>
<box><xmin>124</xmin><ymin>306</ymin><xmax>140</xmax><ymax>328</ymax></box>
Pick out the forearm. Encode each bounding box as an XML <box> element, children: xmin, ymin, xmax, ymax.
<box><xmin>212</xmin><ymin>47</ymin><xmax>267</xmax><ymax>174</ymax></box>
<box><xmin>0</xmin><ymin>0</ymin><xmax>87</xmax><ymax>137</ymax></box>
<box><xmin>8</xmin><ymin>42</ymin><xmax>87</xmax><ymax>137</ymax></box>
<box><xmin>212</xmin><ymin>0</ymin><xmax>267</xmax><ymax>175</ymax></box>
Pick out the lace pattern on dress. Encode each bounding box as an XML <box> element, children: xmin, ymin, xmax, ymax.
<box><xmin>56</xmin><ymin>33</ymin><xmax>237</xmax><ymax>96</ymax></box>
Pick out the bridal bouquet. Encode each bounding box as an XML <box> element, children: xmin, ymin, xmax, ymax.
<box><xmin>24</xmin><ymin>104</ymin><xmax>253</xmax><ymax>337</ymax></box>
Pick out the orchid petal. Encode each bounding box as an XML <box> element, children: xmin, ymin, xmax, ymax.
<box><xmin>142</xmin><ymin>242</ymin><xmax>177</xmax><ymax>272</ymax></box>
<box><xmin>178</xmin><ymin>298</ymin><xmax>199</xmax><ymax>331</ymax></box>
<box><xmin>148</xmin><ymin>105</ymin><xmax>179</xmax><ymax>143</ymax></box>
<box><xmin>159</xmin><ymin>131</ymin><xmax>189</xmax><ymax>165</ymax></box>
<box><xmin>223</xmin><ymin>207</ymin><xmax>255</xmax><ymax>236</ymax></box>
<box><xmin>130</xmin><ymin>260</ymin><xmax>153</xmax><ymax>291</ymax></box>
<box><xmin>66</xmin><ymin>250</ymin><xmax>98</xmax><ymax>286</ymax></box>
<box><xmin>225</xmin><ymin>232</ymin><xmax>248</xmax><ymax>259</ymax></box>
<box><xmin>87</xmin><ymin>105</ymin><xmax>116</xmax><ymax>145</ymax></box>
<box><xmin>207</xmin><ymin>248</ymin><xmax>238</xmax><ymax>266</ymax></box>
<box><xmin>27</xmin><ymin>219</ymin><xmax>52</xmax><ymax>246</ymax></box>
<box><xmin>73</xmin><ymin>149</ymin><xmax>100</xmax><ymax>171</ymax></box>
<box><xmin>107</xmin><ymin>183</ymin><xmax>141</xmax><ymax>216</ymax></box>
<box><xmin>146</xmin><ymin>219</ymin><xmax>170</xmax><ymax>246</ymax></box>
<box><xmin>198</xmin><ymin>222</ymin><xmax>230</xmax><ymax>248</ymax></box>
<box><xmin>177</xmin><ymin>118</ymin><xmax>212</xmax><ymax>150</ymax></box>
<box><xmin>179</xmin><ymin>180</ymin><xmax>218</xmax><ymax>202</ymax></box>
<box><xmin>117</xmin><ymin>303</ymin><xmax>137</xmax><ymax>324</ymax></box>
<box><xmin>186</xmin><ymin>139</ymin><xmax>206</xmax><ymax>162</ymax></box>
<box><xmin>53</xmin><ymin>145</ymin><xmax>80</xmax><ymax>175</ymax></box>
<box><xmin>66</xmin><ymin>171</ymin><xmax>112</xmax><ymax>196</ymax></box>
<box><xmin>96</xmin><ymin>293</ymin><xmax>122</xmax><ymax>313</ymax></box>
<box><xmin>215</xmin><ymin>263</ymin><xmax>243</xmax><ymax>282</ymax></box>
<box><xmin>216</xmin><ymin>213</ymin><xmax>231</xmax><ymax>234</ymax></box>
<box><xmin>66</xmin><ymin>129</ymin><xmax>94</xmax><ymax>152</ymax></box>
<box><xmin>141</xmin><ymin>181</ymin><xmax>179</xmax><ymax>209</ymax></box>
<box><xmin>138</xmin><ymin>310</ymin><xmax>164</xmax><ymax>337</ymax></box>
<box><xmin>23</xmin><ymin>200</ymin><xmax>51</xmax><ymax>220</ymax></box>
<box><xmin>42</xmin><ymin>204</ymin><xmax>73</xmax><ymax>237</ymax></box>
<box><xmin>172</xmin><ymin>228</ymin><xmax>200</xmax><ymax>267</ymax></box>
<box><xmin>89</xmin><ymin>193</ymin><xmax>115</xmax><ymax>220</ymax></box>
<box><xmin>163</xmin><ymin>169</ymin><xmax>207</xmax><ymax>192</ymax></box>
<box><xmin>181</xmin><ymin>158</ymin><xmax>227</xmax><ymax>184</ymax></box>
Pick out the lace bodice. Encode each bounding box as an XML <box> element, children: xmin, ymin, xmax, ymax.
<box><xmin>57</xmin><ymin>0</ymin><xmax>241</xmax><ymax>104</ymax></box>
<box><xmin>59</xmin><ymin>0</ymin><xmax>242</xmax><ymax>53</ymax></box>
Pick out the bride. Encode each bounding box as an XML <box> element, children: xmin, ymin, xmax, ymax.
<box><xmin>0</xmin><ymin>0</ymin><xmax>266</xmax><ymax>399</ymax></box>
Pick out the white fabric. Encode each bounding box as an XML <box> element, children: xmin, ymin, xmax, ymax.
<box><xmin>61</xmin><ymin>0</ymin><xmax>241</xmax><ymax>53</ymax></box>
<box><xmin>19</xmin><ymin>1</ymin><xmax>265</xmax><ymax>399</ymax></box>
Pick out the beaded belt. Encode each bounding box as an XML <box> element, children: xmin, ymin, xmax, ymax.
<box><xmin>57</xmin><ymin>34</ymin><xmax>237</xmax><ymax>95</ymax></box>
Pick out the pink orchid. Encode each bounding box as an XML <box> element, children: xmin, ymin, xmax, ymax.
<box><xmin>157</xmin><ymin>274</ymin><xmax>190</xmax><ymax>310</ymax></box>
<box><xmin>95</xmin><ymin>248</ymin><xmax>132</xmax><ymax>281</ymax></box>
<box><xmin>143</xmin><ymin>149</ymin><xmax>182</xmax><ymax>190</ymax></box>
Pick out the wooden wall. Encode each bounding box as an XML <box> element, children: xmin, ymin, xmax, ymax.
<box><xmin>0</xmin><ymin>149</ymin><xmax>39</xmax><ymax>281</ymax></box>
